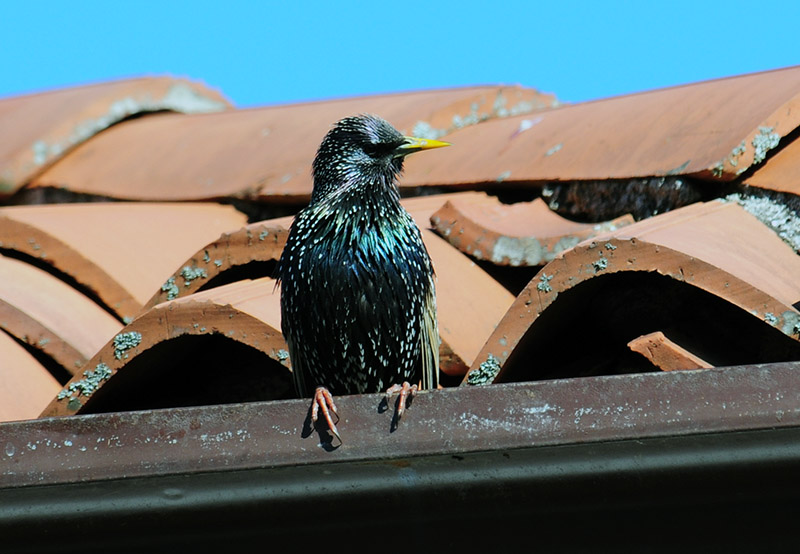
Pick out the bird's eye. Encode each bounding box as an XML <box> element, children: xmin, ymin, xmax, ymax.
<box><xmin>362</xmin><ymin>142</ymin><xmax>388</xmax><ymax>157</ymax></box>
<box><xmin>362</xmin><ymin>140</ymin><xmax>404</xmax><ymax>158</ymax></box>
<box><xmin>362</xmin><ymin>143</ymin><xmax>378</xmax><ymax>156</ymax></box>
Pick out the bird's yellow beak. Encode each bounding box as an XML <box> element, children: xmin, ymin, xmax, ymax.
<box><xmin>396</xmin><ymin>136</ymin><xmax>451</xmax><ymax>155</ymax></box>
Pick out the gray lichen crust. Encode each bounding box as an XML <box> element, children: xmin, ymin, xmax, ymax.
<box><xmin>113</xmin><ymin>331</ymin><xmax>142</xmax><ymax>360</ymax></box>
<box><xmin>57</xmin><ymin>363</ymin><xmax>113</xmax><ymax>402</ymax></box>
<box><xmin>467</xmin><ymin>354</ymin><xmax>502</xmax><ymax>385</ymax></box>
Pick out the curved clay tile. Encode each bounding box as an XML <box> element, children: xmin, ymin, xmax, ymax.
<box><xmin>430</xmin><ymin>195</ymin><xmax>634</xmax><ymax>266</ymax></box>
<box><xmin>421</xmin><ymin>228</ymin><xmax>515</xmax><ymax>376</ymax></box>
<box><xmin>29</xmin><ymin>85</ymin><xmax>555</xmax><ymax>201</ymax></box>
<box><xmin>140</xmin><ymin>221</ymin><xmax>289</xmax><ymax>312</ymax></box>
<box><xmin>403</xmin><ymin>66</ymin><xmax>800</xmax><ymax>188</ymax></box>
<box><xmin>138</xmin><ymin>193</ymin><xmax>513</xmax><ymax>376</ymax></box>
<box><xmin>627</xmin><ymin>331</ymin><xmax>713</xmax><ymax>371</ymax></box>
<box><xmin>0</xmin><ymin>76</ymin><xmax>230</xmax><ymax>195</ymax></box>
<box><xmin>745</xmin><ymin>135</ymin><xmax>800</xmax><ymax>195</ymax></box>
<box><xmin>403</xmin><ymin>194</ymin><xmax>516</xmax><ymax>375</ymax></box>
<box><xmin>0</xmin><ymin>203</ymin><xmax>247</xmax><ymax>321</ymax></box>
<box><xmin>41</xmin><ymin>278</ymin><xmax>291</xmax><ymax>417</ymax></box>
<box><xmin>0</xmin><ymin>330</ymin><xmax>61</xmax><ymax>422</ymax></box>
<box><xmin>464</xmin><ymin>200</ymin><xmax>800</xmax><ymax>385</ymax></box>
<box><xmin>0</xmin><ymin>254</ymin><xmax>122</xmax><ymax>375</ymax></box>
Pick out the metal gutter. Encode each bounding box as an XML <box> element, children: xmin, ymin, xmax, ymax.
<box><xmin>2</xmin><ymin>362</ymin><xmax>800</xmax><ymax>550</ymax></box>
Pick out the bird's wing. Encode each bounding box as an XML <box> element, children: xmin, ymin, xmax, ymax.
<box><xmin>420</xmin><ymin>280</ymin><xmax>439</xmax><ymax>391</ymax></box>
<box><xmin>287</xmin><ymin>337</ymin><xmax>309</xmax><ymax>398</ymax></box>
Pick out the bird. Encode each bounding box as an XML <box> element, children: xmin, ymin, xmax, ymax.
<box><xmin>275</xmin><ymin>114</ymin><xmax>450</xmax><ymax>442</ymax></box>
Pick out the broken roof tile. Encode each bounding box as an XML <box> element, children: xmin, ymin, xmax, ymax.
<box><xmin>465</xmin><ymin>200</ymin><xmax>800</xmax><ymax>385</ymax></box>
<box><xmin>0</xmin><ymin>76</ymin><xmax>231</xmax><ymax>195</ymax></box>
<box><xmin>41</xmin><ymin>278</ymin><xmax>292</xmax><ymax>417</ymax></box>
<box><xmin>0</xmin><ymin>203</ymin><xmax>248</xmax><ymax>321</ymax></box>
<box><xmin>29</xmin><ymin>86</ymin><xmax>555</xmax><ymax>201</ymax></box>
<box><xmin>403</xmin><ymin>66</ymin><xmax>800</xmax><ymax>188</ymax></box>
<box><xmin>430</xmin><ymin>195</ymin><xmax>634</xmax><ymax>266</ymax></box>
<box><xmin>627</xmin><ymin>331</ymin><xmax>713</xmax><ymax>371</ymax></box>
<box><xmin>0</xmin><ymin>330</ymin><xmax>61</xmax><ymax>422</ymax></box>
<box><xmin>0</xmin><ymin>254</ymin><xmax>122</xmax><ymax>375</ymax></box>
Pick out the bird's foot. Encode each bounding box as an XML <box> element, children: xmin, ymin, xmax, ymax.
<box><xmin>385</xmin><ymin>382</ymin><xmax>418</xmax><ymax>429</ymax></box>
<box><xmin>311</xmin><ymin>386</ymin><xmax>341</xmax><ymax>443</ymax></box>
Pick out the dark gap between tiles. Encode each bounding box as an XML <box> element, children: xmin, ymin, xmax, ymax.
<box><xmin>80</xmin><ymin>334</ymin><xmax>294</xmax><ymax>414</ymax></box>
<box><xmin>540</xmin><ymin>176</ymin><xmax>713</xmax><ymax>222</ymax></box>
<box><xmin>4</xmin><ymin>187</ymin><xmax>123</xmax><ymax>206</ymax></box>
<box><xmin>473</xmin><ymin>260</ymin><xmax>540</xmax><ymax>297</ymax></box>
<box><xmin>221</xmin><ymin>198</ymin><xmax>298</xmax><ymax>224</ymax></box>
<box><xmin>733</xmin><ymin>124</ymin><xmax>800</xmax><ymax>184</ymax></box>
<box><xmin>1</xmin><ymin>328</ymin><xmax>73</xmax><ymax>385</ymax></box>
<box><xmin>195</xmin><ymin>260</ymin><xmax>278</xmax><ymax>293</ymax></box>
<box><xmin>0</xmin><ymin>247</ymin><xmax>123</xmax><ymax>323</ymax></box>
<box><xmin>499</xmin><ymin>272</ymin><xmax>800</xmax><ymax>384</ymax></box>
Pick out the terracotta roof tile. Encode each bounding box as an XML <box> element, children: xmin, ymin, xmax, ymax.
<box><xmin>137</xmin><ymin>193</ymin><xmax>513</xmax><ymax>376</ymax></box>
<box><xmin>361</xmin><ymin>193</ymin><xmax>514</xmax><ymax>375</ymax></box>
<box><xmin>0</xmin><ymin>330</ymin><xmax>60</xmax><ymax>422</ymax></box>
<box><xmin>0</xmin><ymin>203</ymin><xmax>248</xmax><ymax>321</ymax></box>
<box><xmin>745</xmin><ymin>133</ymin><xmax>800</xmax><ymax>194</ymax></box>
<box><xmin>41</xmin><ymin>188</ymin><xmax>515</xmax><ymax>415</ymax></box>
<box><xmin>627</xmin><ymin>331</ymin><xmax>713</xmax><ymax>371</ymax></box>
<box><xmin>5</xmin><ymin>66</ymin><xmax>800</xmax><ymax>532</ymax></box>
<box><xmin>41</xmin><ymin>278</ymin><xmax>290</xmax><ymax>417</ymax></box>
<box><xmin>465</xmin><ymin>200</ymin><xmax>800</xmax><ymax>384</ymax></box>
<box><xmin>140</xmin><ymin>221</ymin><xmax>288</xmax><ymax>312</ymax></box>
<box><xmin>430</xmin><ymin>195</ymin><xmax>634</xmax><ymax>266</ymax></box>
<box><xmin>0</xmin><ymin>76</ymin><xmax>231</xmax><ymax>196</ymax></box>
<box><xmin>602</xmin><ymin>201</ymin><xmax>800</xmax><ymax>307</ymax></box>
<box><xmin>43</xmin><ymin>225</ymin><xmax>510</xmax><ymax>414</ymax></box>
<box><xmin>421</xmin><ymin>228</ymin><xmax>514</xmax><ymax>375</ymax></box>
<box><xmin>29</xmin><ymin>86</ymin><xmax>555</xmax><ymax>201</ymax></box>
<box><xmin>0</xmin><ymin>254</ymin><xmax>122</xmax><ymax>375</ymax></box>
<box><xmin>138</xmin><ymin>194</ymin><xmax>476</xmax><ymax>308</ymax></box>
<box><xmin>403</xmin><ymin>66</ymin><xmax>800</xmax><ymax>188</ymax></box>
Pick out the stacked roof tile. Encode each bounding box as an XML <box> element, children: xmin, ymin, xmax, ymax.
<box><xmin>0</xmin><ymin>68</ymin><xmax>798</xmax><ymax>416</ymax></box>
<box><xmin>3</xmin><ymin>69</ymin><xmax>800</xmax><ymax>547</ymax></box>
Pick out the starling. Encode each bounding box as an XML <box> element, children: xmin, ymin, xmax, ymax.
<box><xmin>276</xmin><ymin>114</ymin><xmax>449</xmax><ymax>441</ymax></box>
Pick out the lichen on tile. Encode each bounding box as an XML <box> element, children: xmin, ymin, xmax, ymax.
<box><xmin>57</xmin><ymin>363</ymin><xmax>113</xmax><ymax>401</ymax></box>
<box><xmin>537</xmin><ymin>273</ymin><xmax>553</xmax><ymax>293</ymax></box>
<box><xmin>161</xmin><ymin>276</ymin><xmax>180</xmax><ymax>300</ymax></box>
<box><xmin>725</xmin><ymin>193</ymin><xmax>800</xmax><ymax>251</ymax></box>
<box><xmin>467</xmin><ymin>353</ymin><xmax>502</xmax><ymax>385</ymax></box>
<box><xmin>752</xmin><ymin>126</ymin><xmax>780</xmax><ymax>164</ymax></box>
<box><xmin>180</xmin><ymin>265</ymin><xmax>208</xmax><ymax>287</ymax></box>
<box><xmin>113</xmin><ymin>331</ymin><xmax>142</xmax><ymax>360</ymax></box>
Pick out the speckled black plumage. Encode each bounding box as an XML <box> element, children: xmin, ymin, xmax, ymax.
<box><xmin>276</xmin><ymin>114</ymin><xmax>439</xmax><ymax>398</ymax></box>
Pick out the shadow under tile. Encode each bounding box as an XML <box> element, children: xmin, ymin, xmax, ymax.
<box><xmin>499</xmin><ymin>271</ymin><xmax>800</xmax><ymax>383</ymax></box>
<box><xmin>195</xmin><ymin>260</ymin><xmax>278</xmax><ymax>294</ymax></box>
<box><xmin>79</xmin><ymin>334</ymin><xmax>294</xmax><ymax>414</ymax></box>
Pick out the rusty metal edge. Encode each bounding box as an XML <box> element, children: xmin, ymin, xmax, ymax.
<box><xmin>2</xmin><ymin>427</ymin><xmax>799</xmax><ymax>551</ymax></box>
<box><xmin>3</xmin><ymin>361</ymin><xmax>800</xmax><ymax>490</ymax></box>
<box><xmin>3</xmin><ymin>362</ymin><xmax>800</xmax><ymax>550</ymax></box>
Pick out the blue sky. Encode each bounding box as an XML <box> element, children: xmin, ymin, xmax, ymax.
<box><xmin>1</xmin><ymin>1</ymin><xmax>798</xmax><ymax>107</ymax></box>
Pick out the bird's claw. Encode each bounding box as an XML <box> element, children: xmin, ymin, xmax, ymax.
<box><xmin>385</xmin><ymin>382</ymin><xmax>418</xmax><ymax>425</ymax></box>
<box><xmin>311</xmin><ymin>386</ymin><xmax>341</xmax><ymax>443</ymax></box>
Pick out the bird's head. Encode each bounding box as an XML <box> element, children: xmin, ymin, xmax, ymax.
<box><xmin>311</xmin><ymin>114</ymin><xmax>449</xmax><ymax>202</ymax></box>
